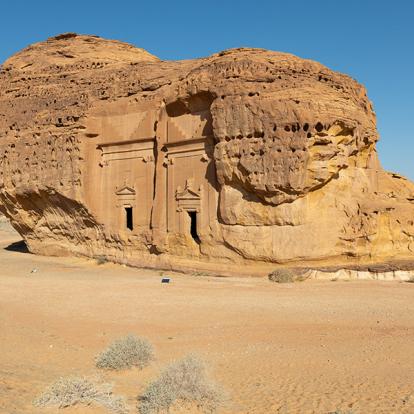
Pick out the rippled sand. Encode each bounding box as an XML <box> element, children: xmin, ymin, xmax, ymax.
<box><xmin>1</xmin><ymin>224</ymin><xmax>414</xmax><ymax>414</ymax></box>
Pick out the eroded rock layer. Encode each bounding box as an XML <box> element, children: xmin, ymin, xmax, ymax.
<box><xmin>1</xmin><ymin>33</ymin><xmax>414</xmax><ymax>275</ymax></box>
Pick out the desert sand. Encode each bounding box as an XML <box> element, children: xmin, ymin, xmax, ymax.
<box><xmin>1</xmin><ymin>221</ymin><xmax>414</xmax><ymax>414</ymax></box>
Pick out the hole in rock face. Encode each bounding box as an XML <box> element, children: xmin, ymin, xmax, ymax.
<box><xmin>188</xmin><ymin>211</ymin><xmax>200</xmax><ymax>244</ymax></box>
<box><xmin>284</xmin><ymin>125</ymin><xmax>290</xmax><ymax>132</ymax></box>
<box><xmin>125</xmin><ymin>207</ymin><xmax>133</xmax><ymax>231</ymax></box>
<box><xmin>166</xmin><ymin>100</ymin><xmax>189</xmax><ymax>117</ymax></box>
<box><xmin>303</xmin><ymin>123</ymin><xmax>309</xmax><ymax>131</ymax></box>
<box><xmin>315</xmin><ymin>122</ymin><xmax>324</xmax><ymax>132</ymax></box>
<box><xmin>5</xmin><ymin>240</ymin><xmax>29</xmax><ymax>253</ymax></box>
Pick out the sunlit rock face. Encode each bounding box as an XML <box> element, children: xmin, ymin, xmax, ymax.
<box><xmin>1</xmin><ymin>33</ymin><xmax>413</xmax><ymax>275</ymax></box>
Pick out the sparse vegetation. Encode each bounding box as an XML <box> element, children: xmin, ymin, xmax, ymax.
<box><xmin>95</xmin><ymin>255</ymin><xmax>108</xmax><ymax>265</ymax></box>
<box><xmin>33</xmin><ymin>376</ymin><xmax>128</xmax><ymax>414</ymax></box>
<box><xmin>96</xmin><ymin>334</ymin><xmax>154</xmax><ymax>371</ymax></box>
<box><xmin>328</xmin><ymin>411</ymin><xmax>355</xmax><ymax>414</ymax></box>
<box><xmin>138</xmin><ymin>354</ymin><xmax>226</xmax><ymax>414</ymax></box>
<box><xmin>268</xmin><ymin>268</ymin><xmax>295</xmax><ymax>283</ymax></box>
<box><xmin>268</xmin><ymin>268</ymin><xmax>310</xmax><ymax>283</ymax></box>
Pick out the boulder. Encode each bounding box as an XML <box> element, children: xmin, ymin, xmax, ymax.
<box><xmin>0</xmin><ymin>33</ymin><xmax>413</xmax><ymax>275</ymax></box>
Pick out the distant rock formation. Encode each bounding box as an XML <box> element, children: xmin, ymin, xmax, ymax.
<box><xmin>1</xmin><ymin>33</ymin><xmax>414</xmax><ymax>275</ymax></box>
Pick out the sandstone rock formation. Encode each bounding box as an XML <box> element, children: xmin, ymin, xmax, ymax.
<box><xmin>1</xmin><ymin>33</ymin><xmax>414</xmax><ymax>276</ymax></box>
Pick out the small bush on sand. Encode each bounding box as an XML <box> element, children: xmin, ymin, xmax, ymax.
<box><xmin>138</xmin><ymin>354</ymin><xmax>226</xmax><ymax>414</ymax></box>
<box><xmin>33</xmin><ymin>376</ymin><xmax>128</xmax><ymax>414</ymax></box>
<box><xmin>96</xmin><ymin>334</ymin><xmax>154</xmax><ymax>371</ymax></box>
<box><xmin>268</xmin><ymin>268</ymin><xmax>295</xmax><ymax>283</ymax></box>
<box><xmin>95</xmin><ymin>255</ymin><xmax>108</xmax><ymax>265</ymax></box>
<box><xmin>328</xmin><ymin>411</ymin><xmax>355</xmax><ymax>414</ymax></box>
<box><xmin>268</xmin><ymin>268</ymin><xmax>310</xmax><ymax>283</ymax></box>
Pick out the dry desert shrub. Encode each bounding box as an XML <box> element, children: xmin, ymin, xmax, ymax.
<box><xmin>138</xmin><ymin>354</ymin><xmax>226</xmax><ymax>414</ymax></box>
<box><xmin>95</xmin><ymin>255</ymin><xmax>108</xmax><ymax>265</ymax></box>
<box><xmin>33</xmin><ymin>375</ymin><xmax>128</xmax><ymax>413</ymax></box>
<box><xmin>328</xmin><ymin>411</ymin><xmax>355</xmax><ymax>414</ymax></box>
<box><xmin>268</xmin><ymin>268</ymin><xmax>310</xmax><ymax>283</ymax></box>
<box><xmin>96</xmin><ymin>334</ymin><xmax>154</xmax><ymax>370</ymax></box>
<box><xmin>268</xmin><ymin>268</ymin><xmax>295</xmax><ymax>283</ymax></box>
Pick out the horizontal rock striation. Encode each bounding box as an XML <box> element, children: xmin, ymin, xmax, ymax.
<box><xmin>1</xmin><ymin>33</ymin><xmax>414</xmax><ymax>275</ymax></box>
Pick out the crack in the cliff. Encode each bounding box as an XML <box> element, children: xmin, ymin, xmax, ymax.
<box><xmin>149</xmin><ymin>120</ymin><xmax>158</xmax><ymax>230</ymax></box>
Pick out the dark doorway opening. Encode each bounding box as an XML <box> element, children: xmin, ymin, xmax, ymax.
<box><xmin>188</xmin><ymin>211</ymin><xmax>200</xmax><ymax>244</ymax></box>
<box><xmin>125</xmin><ymin>207</ymin><xmax>133</xmax><ymax>230</ymax></box>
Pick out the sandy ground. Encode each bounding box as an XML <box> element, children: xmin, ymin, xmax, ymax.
<box><xmin>1</xmin><ymin>223</ymin><xmax>414</xmax><ymax>414</ymax></box>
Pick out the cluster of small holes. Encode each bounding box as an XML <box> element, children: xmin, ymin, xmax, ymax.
<box><xmin>221</xmin><ymin>122</ymin><xmax>328</xmax><ymax>146</ymax></box>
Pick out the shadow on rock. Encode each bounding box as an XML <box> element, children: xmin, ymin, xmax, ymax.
<box><xmin>5</xmin><ymin>240</ymin><xmax>30</xmax><ymax>254</ymax></box>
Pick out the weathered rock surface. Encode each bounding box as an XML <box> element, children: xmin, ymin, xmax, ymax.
<box><xmin>1</xmin><ymin>33</ymin><xmax>414</xmax><ymax>275</ymax></box>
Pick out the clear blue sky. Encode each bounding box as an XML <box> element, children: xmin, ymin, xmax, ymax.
<box><xmin>1</xmin><ymin>0</ymin><xmax>413</xmax><ymax>179</ymax></box>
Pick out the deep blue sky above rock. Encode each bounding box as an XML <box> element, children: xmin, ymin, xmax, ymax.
<box><xmin>1</xmin><ymin>0</ymin><xmax>413</xmax><ymax>179</ymax></box>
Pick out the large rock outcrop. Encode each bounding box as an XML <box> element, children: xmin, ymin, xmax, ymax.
<box><xmin>1</xmin><ymin>33</ymin><xmax>414</xmax><ymax>276</ymax></box>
